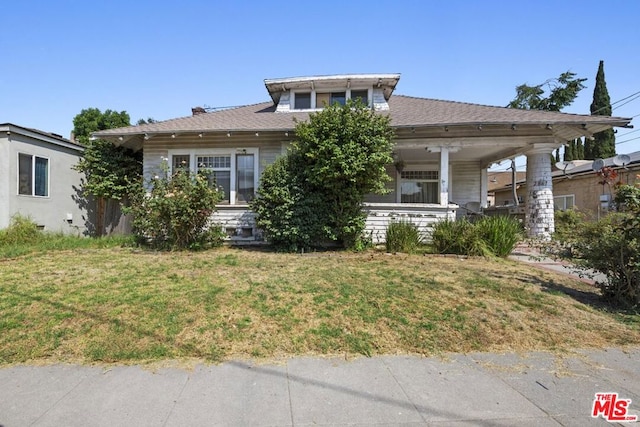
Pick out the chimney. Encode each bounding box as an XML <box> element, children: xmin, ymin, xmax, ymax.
<box><xmin>192</xmin><ymin>106</ymin><xmax>206</xmax><ymax>116</ymax></box>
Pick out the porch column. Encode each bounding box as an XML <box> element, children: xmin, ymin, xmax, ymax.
<box><xmin>439</xmin><ymin>147</ymin><xmax>449</xmax><ymax>206</ymax></box>
<box><xmin>480</xmin><ymin>167</ymin><xmax>488</xmax><ymax>208</ymax></box>
<box><xmin>525</xmin><ymin>145</ymin><xmax>556</xmax><ymax>239</ymax></box>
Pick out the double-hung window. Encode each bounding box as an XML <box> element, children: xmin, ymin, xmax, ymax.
<box><xmin>400</xmin><ymin>170</ymin><xmax>439</xmax><ymax>204</ymax></box>
<box><xmin>18</xmin><ymin>153</ymin><xmax>49</xmax><ymax>197</ymax></box>
<box><xmin>197</xmin><ymin>156</ymin><xmax>231</xmax><ymax>203</ymax></box>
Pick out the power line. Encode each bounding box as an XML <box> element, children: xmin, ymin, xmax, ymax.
<box><xmin>615</xmin><ymin>135</ymin><xmax>640</xmax><ymax>145</ymax></box>
<box><xmin>590</xmin><ymin>90</ymin><xmax>640</xmax><ymax>115</ymax></box>
<box><xmin>617</xmin><ymin>128</ymin><xmax>640</xmax><ymax>138</ymax></box>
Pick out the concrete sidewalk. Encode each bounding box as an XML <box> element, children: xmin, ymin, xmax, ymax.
<box><xmin>1</xmin><ymin>347</ymin><xmax>639</xmax><ymax>426</ymax></box>
<box><xmin>509</xmin><ymin>245</ymin><xmax>608</xmax><ymax>285</ymax></box>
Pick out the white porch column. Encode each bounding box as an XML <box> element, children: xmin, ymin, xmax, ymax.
<box><xmin>525</xmin><ymin>146</ymin><xmax>556</xmax><ymax>239</ymax></box>
<box><xmin>439</xmin><ymin>147</ymin><xmax>449</xmax><ymax>206</ymax></box>
<box><xmin>480</xmin><ymin>167</ymin><xmax>488</xmax><ymax>208</ymax></box>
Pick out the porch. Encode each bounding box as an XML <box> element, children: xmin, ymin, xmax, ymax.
<box><xmin>212</xmin><ymin>203</ymin><xmax>459</xmax><ymax>244</ymax></box>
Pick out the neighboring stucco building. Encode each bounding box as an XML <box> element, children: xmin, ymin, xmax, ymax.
<box><xmin>0</xmin><ymin>123</ymin><xmax>88</xmax><ymax>234</ymax></box>
<box><xmin>93</xmin><ymin>74</ymin><xmax>631</xmax><ymax>242</ymax></box>
<box><xmin>494</xmin><ymin>151</ymin><xmax>640</xmax><ymax>218</ymax></box>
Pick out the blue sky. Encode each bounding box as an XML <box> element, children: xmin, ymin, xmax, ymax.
<box><xmin>3</xmin><ymin>1</ymin><xmax>640</xmax><ymax>170</ymax></box>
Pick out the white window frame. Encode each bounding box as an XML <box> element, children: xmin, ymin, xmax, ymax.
<box><xmin>17</xmin><ymin>153</ymin><xmax>50</xmax><ymax>197</ymax></box>
<box><xmin>167</xmin><ymin>148</ymin><xmax>259</xmax><ymax>205</ymax></box>
<box><xmin>553</xmin><ymin>194</ymin><xmax>575</xmax><ymax>211</ymax></box>
<box><xmin>396</xmin><ymin>165</ymin><xmax>440</xmax><ymax>204</ymax></box>
<box><xmin>291</xmin><ymin>87</ymin><xmax>372</xmax><ymax>110</ymax></box>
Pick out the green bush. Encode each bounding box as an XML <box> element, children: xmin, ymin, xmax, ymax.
<box><xmin>431</xmin><ymin>216</ymin><xmax>522</xmax><ymax>257</ymax></box>
<box><xmin>252</xmin><ymin>100</ymin><xmax>394</xmax><ymax>251</ymax></box>
<box><xmin>385</xmin><ymin>219</ymin><xmax>422</xmax><ymax>253</ymax></box>
<box><xmin>0</xmin><ymin>215</ymin><xmax>42</xmax><ymax>245</ymax></box>
<box><xmin>475</xmin><ymin>215</ymin><xmax>523</xmax><ymax>257</ymax></box>
<box><xmin>568</xmin><ymin>212</ymin><xmax>639</xmax><ymax>307</ymax></box>
<box><xmin>126</xmin><ymin>162</ymin><xmax>224</xmax><ymax>250</ymax></box>
<box><xmin>431</xmin><ymin>218</ymin><xmax>489</xmax><ymax>257</ymax></box>
<box><xmin>553</xmin><ymin>209</ymin><xmax>587</xmax><ymax>243</ymax></box>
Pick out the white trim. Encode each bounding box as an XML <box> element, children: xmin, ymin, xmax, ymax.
<box><xmin>290</xmin><ymin>87</ymin><xmax>372</xmax><ymax>111</ymax></box>
<box><xmin>553</xmin><ymin>194</ymin><xmax>575</xmax><ymax>211</ymax></box>
<box><xmin>167</xmin><ymin>148</ymin><xmax>259</xmax><ymax>205</ymax></box>
<box><xmin>17</xmin><ymin>152</ymin><xmax>50</xmax><ymax>198</ymax></box>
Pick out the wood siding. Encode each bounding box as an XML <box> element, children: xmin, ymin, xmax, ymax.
<box><xmin>450</xmin><ymin>161</ymin><xmax>481</xmax><ymax>217</ymax></box>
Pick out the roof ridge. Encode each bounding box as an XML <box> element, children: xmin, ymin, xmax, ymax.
<box><xmin>392</xmin><ymin>94</ymin><xmax>631</xmax><ymax>120</ymax></box>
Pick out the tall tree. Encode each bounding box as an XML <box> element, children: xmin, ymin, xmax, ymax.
<box><xmin>564</xmin><ymin>140</ymin><xmax>575</xmax><ymax>162</ymax></box>
<box><xmin>72</xmin><ymin>108</ymin><xmax>142</xmax><ymax>235</ymax></box>
<box><xmin>508</xmin><ymin>71</ymin><xmax>587</xmax><ymax>111</ymax></box>
<box><xmin>588</xmin><ymin>60</ymin><xmax>616</xmax><ymax>159</ymax></box>
<box><xmin>577</xmin><ymin>137</ymin><xmax>585</xmax><ymax>159</ymax></box>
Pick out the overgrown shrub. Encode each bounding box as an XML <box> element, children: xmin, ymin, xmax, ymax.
<box><xmin>475</xmin><ymin>215</ymin><xmax>523</xmax><ymax>257</ymax></box>
<box><xmin>553</xmin><ymin>208</ymin><xmax>588</xmax><ymax>243</ymax></box>
<box><xmin>126</xmin><ymin>162</ymin><xmax>224</xmax><ymax>250</ymax></box>
<box><xmin>385</xmin><ymin>219</ymin><xmax>422</xmax><ymax>253</ymax></box>
<box><xmin>0</xmin><ymin>215</ymin><xmax>41</xmax><ymax>245</ymax></box>
<box><xmin>555</xmin><ymin>182</ymin><xmax>640</xmax><ymax>308</ymax></box>
<box><xmin>251</xmin><ymin>155</ymin><xmax>325</xmax><ymax>252</ymax></box>
<box><xmin>431</xmin><ymin>218</ymin><xmax>489</xmax><ymax>257</ymax></box>
<box><xmin>252</xmin><ymin>100</ymin><xmax>394</xmax><ymax>251</ymax></box>
<box><xmin>567</xmin><ymin>212</ymin><xmax>639</xmax><ymax>307</ymax></box>
<box><xmin>431</xmin><ymin>216</ymin><xmax>522</xmax><ymax>257</ymax></box>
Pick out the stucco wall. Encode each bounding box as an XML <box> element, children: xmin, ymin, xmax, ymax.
<box><xmin>2</xmin><ymin>132</ymin><xmax>88</xmax><ymax>234</ymax></box>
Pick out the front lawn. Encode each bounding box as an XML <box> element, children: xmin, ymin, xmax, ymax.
<box><xmin>1</xmin><ymin>247</ymin><xmax>638</xmax><ymax>365</ymax></box>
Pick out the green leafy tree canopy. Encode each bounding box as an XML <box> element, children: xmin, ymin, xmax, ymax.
<box><xmin>252</xmin><ymin>100</ymin><xmax>394</xmax><ymax>251</ymax></box>
<box><xmin>508</xmin><ymin>71</ymin><xmax>587</xmax><ymax>112</ymax></box>
<box><xmin>72</xmin><ymin>108</ymin><xmax>142</xmax><ymax>200</ymax></box>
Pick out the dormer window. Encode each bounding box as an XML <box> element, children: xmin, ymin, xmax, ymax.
<box><xmin>316</xmin><ymin>92</ymin><xmax>346</xmax><ymax>107</ymax></box>
<box><xmin>291</xmin><ymin>88</ymin><xmax>371</xmax><ymax>110</ymax></box>
<box><xmin>350</xmin><ymin>90</ymin><xmax>368</xmax><ymax>105</ymax></box>
<box><xmin>294</xmin><ymin>92</ymin><xmax>311</xmax><ymax>109</ymax></box>
<box><xmin>265</xmin><ymin>74</ymin><xmax>400</xmax><ymax>113</ymax></box>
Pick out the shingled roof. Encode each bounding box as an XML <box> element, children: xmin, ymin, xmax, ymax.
<box><xmin>93</xmin><ymin>95</ymin><xmax>632</xmax><ymax>140</ymax></box>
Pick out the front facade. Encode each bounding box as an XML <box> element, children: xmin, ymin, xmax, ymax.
<box><xmin>0</xmin><ymin>123</ymin><xmax>88</xmax><ymax>234</ymax></box>
<box><xmin>94</xmin><ymin>74</ymin><xmax>631</xmax><ymax>242</ymax></box>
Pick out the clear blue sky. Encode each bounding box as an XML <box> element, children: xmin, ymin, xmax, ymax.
<box><xmin>3</xmin><ymin>1</ymin><xmax>640</xmax><ymax>170</ymax></box>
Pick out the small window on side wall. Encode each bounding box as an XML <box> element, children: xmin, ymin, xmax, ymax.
<box><xmin>18</xmin><ymin>153</ymin><xmax>48</xmax><ymax>197</ymax></box>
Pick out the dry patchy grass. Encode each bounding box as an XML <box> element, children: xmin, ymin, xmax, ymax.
<box><xmin>1</xmin><ymin>247</ymin><xmax>638</xmax><ymax>366</ymax></box>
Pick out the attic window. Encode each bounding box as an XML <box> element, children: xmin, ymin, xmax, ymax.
<box><xmin>316</xmin><ymin>92</ymin><xmax>346</xmax><ymax>107</ymax></box>
<box><xmin>294</xmin><ymin>92</ymin><xmax>311</xmax><ymax>109</ymax></box>
<box><xmin>292</xmin><ymin>88</ymin><xmax>371</xmax><ymax>110</ymax></box>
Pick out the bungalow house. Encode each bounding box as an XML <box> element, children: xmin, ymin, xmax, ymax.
<box><xmin>93</xmin><ymin>74</ymin><xmax>631</xmax><ymax>242</ymax></box>
<box><xmin>493</xmin><ymin>151</ymin><xmax>640</xmax><ymax>218</ymax></box>
<box><xmin>0</xmin><ymin>123</ymin><xmax>88</xmax><ymax>234</ymax></box>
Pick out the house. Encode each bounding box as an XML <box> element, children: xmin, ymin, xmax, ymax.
<box><xmin>487</xmin><ymin>170</ymin><xmax>527</xmax><ymax>207</ymax></box>
<box><xmin>93</xmin><ymin>74</ymin><xmax>631</xmax><ymax>242</ymax></box>
<box><xmin>0</xmin><ymin>123</ymin><xmax>88</xmax><ymax>234</ymax></box>
<box><xmin>493</xmin><ymin>151</ymin><xmax>640</xmax><ymax>218</ymax></box>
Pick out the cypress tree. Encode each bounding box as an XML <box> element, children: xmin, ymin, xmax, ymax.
<box><xmin>565</xmin><ymin>140</ymin><xmax>575</xmax><ymax>161</ymax></box>
<box><xmin>577</xmin><ymin>137</ymin><xmax>585</xmax><ymax>159</ymax></box>
<box><xmin>589</xmin><ymin>60</ymin><xmax>616</xmax><ymax>159</ymax></box>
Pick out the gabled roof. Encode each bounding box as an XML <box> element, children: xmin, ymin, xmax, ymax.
<box><xmin>0</xmin><ymin>123</ymin><xmax>84</xmax><ymax>152</ymax></box>
<box><xmin>93</xmin><ymin>95</ymin><xmax>632</xmax><ymax>142</ymax></box>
